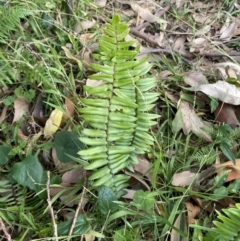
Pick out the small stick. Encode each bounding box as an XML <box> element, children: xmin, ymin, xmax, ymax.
<box><xmin>0</xmin><ymin>218</ymin><xmax>12</xmax><ymax>241</ymax></box>
<box><xmin>67</xmin><ymin>170</ymin><xmax>87</xmax><ymax>241</ymax></box>
<box><xmin>47</xmin><ymin>171</ymin><xmax>58</xmax><ymax>241</ymax></box>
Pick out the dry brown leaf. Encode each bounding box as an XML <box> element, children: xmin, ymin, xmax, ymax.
<box><xmin>124</xmin><ymin>170</ymin><xmax>151</xmax><ymax>190</ymax></box>
<box><xmin>189</xmin><ymin>38</ymin><xmax>209</xmax><ymax>53</ymax></box>
<box><xmin>0</xmin><ymin>105</ymin><xmax>8</xmax><ymax>124</ymax></box>
<box><xmin>172</xmin><ymin>167</ymin><xmax>216</xmax><ymax>187</ymax></box>
<box><xmin>12</xmin><ymin>97</ymin><xmax>29</xmax><ymax>123</ymax></box>
<box><xmin>183</xmin><ymin>71</ymin><xmax>207</xmax><ymax>87</ymax></box>
<box><xmin>171</xmin><ymin>171</ymin><xmax>197</xmax><ymax>187</ymax></box>
<box><xmin>214</xmin><ymin>102</ymin><xmax>240</xmax><ymax>128</ymax></box>
<box><xmin>184</xmin><ymin>202</ymin><xmax>200</xmax><ymax>224</ymax></box>
<box><xmin>173</xmin><ymin>36</ymin><xmax>186</xmax><ymax>51</ymax></box>
<box><xmin>172</xmin><ymin>101</ymin><xmax>212</xmax><ymax>142</ymax></box>
<box><xmin>226</xmin><ymin>67</ymin><xmax>238</xmax><ymax>79</ymax></box>
<box><xmin>74</xmin><ymin>20</ymin><xmax>96</xmax><ymax>34</ymax></box>
<box><xmin>195</xmin><ymin>25</ymin><xmax>211</xmax><ymax>35</ymax></box>
<box><xmin>79</xmin><ymin>33</ymin><xmax>94</xmax><ymax>46</ymax></box>
<box><xmin>215</xmin><ymin>159</ymin><xmax>240</xmax><ymax>182</ymax></box>
<box><xmin>62</xmin><ymin>168</ymin><xmax>85</xmax><ymax>184</ymax></box>
<box><xmin>191</xmin><ymin>80</ymin><xmax>240</xmax><ymax>105</ymax></box>
<box><xmin>159</xmin><ymin>70</ymin><xmax>173</xmax><ymax>80</ymax></box>
<box><xmin>94</xmin><ymin>0</ymin><xmax>107</xmax><ymax>8</ymax></box>
<box><xmin>122</xmin><ymin>189</ymin><xmax>136</xmax><ymax>199</ymax></box>
<box><xmin>63</xmin><ymin>93</ymin><xmax>75</xmax><ymax>121</ymax></box>
<box><xmin>170</xmin><ymin>212</ymin><xmax>188</xmax><ymax>241</ymax></box>
<box><xmin>134</xmin><ymin>156</ymin><xmax>152</xmax><ymax>181</ymax></box>
<box><xmin>220</xmin><ymin>21</ymin><xmax>238</xmax><ymax>40</ymax></box>
<box><xmin>129</xmin><ymin>2</ymin><xmax>168</xmax><ymax>23</ymax></box>
<box><xmin>52</xmin><ymin>147</ymin><xmax>74</xmax><ymax>170</ymax></box>
<box><xmin>193</xmin><ymin>14</ymin><xmax>211</xmax><ymax>24</ymax></box>
<box><xmin>78</xmin><ymin>49</ymin><xmax>92</xmax><ymax>69</ymax></box>
<box><xmin>50</xmin><ymin>183</ymin><xmax>88</xmax><ymax>207</ymax></box>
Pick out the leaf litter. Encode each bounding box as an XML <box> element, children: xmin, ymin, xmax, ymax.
<box><xmin>3</xmin><ymin>0</ymin><xmax>240</xmax><ymax>240</ymax></box>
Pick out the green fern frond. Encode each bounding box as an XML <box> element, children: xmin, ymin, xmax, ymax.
<box><xmin>229</xmin><ymin>126</ymin><xmax>240</xmax><ymax>140</ymax></box>
<box><xmin>0</xmin><ymin>6</ymin><xmax>32</xmax><ymax>39</ymax></box>
<box><xmin>193</xmin><ymin>144</ymin><xmax>217</xmax><ymax>165</ymax></box>
<box><xmin>204</xmin><ymin>203</ymin><xmax>240</xmax><ymax>241</ymax></box>
<box><xmin>79</xmin><ymin>15</ymin><xmax>159</xmax><ymax>196</ymax></box>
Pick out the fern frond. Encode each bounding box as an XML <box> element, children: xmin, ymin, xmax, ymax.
<box><xmin>0</xmin><ymin>6</ymin><xmax>32</xmax><ymax>39</ymax></box>
<box><xmin>230</xmin><ymin>126</ymin><xmax>240</xmax><ymax>140</ymax></box>
<box><xmin>204</xmin><ymin>203</ymin><xmax>240</xmax><ymax>241</ymax></box>
<box><xmin>193</xmin><ymin>144</ymin><xmax>217</xmax><ymax>165</ymax></box>
<box><xmin>79</xmin><ymin>15</ymin><xmax>159</xmax><ymax>196</ymax></box>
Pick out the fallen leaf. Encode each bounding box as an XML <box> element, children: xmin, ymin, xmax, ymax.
<box><xmin>52</xmin><ymin>147</ymin><xmax>74</xmax><ymax>170</ymax></box>
<box><xmin>12</xmin><ymin>97</ymin><xmax>29</xmax><ymax>123</ymax></box>
<box><xmin>94</xmin><ymin>0</ymin><xmax>107</xmax><ymax>8</ymax></box>
<box><xmin>62</xmin><ymin>93</ymin><xmax>75</xmax><ymax>122</ymax></box>
<box><xmin>220</xmin><ymin>21</ymin><xmax>238</xmax><ymax>40</ymax></box>
<box><xmin>171</xmin><ymin>171</ymin><xmax>197</xmax><ymax>187</ymax></box>
<box><xmin>215</xmin><ymin>159</ymin><xmax>240</xmax><ymax>182</ymax></box>
<box><xmin>79</xmin><ymin>33</ymin><xmax>94</xmax><ymax>46</ymax></box>
<box><xmin>44</xmin><ymin>109</ymin><xmax>63</xmax><ymax>138</ymax></box>
<box><xmin>184</xmin><ymin>202</ymin><xmax>200</xmax><ymax>224</ymax></box>
<box><xmin>173</xmin><ymin>36</ymin><xmax>187</xmax><ymax>51</ymax></box>
<box><xmin>122</xmin><ymin>189</ymin><xmax>136</xmax><ymax>199</ymax></box>
<box><xmin>189</xmin><ymin>81</ymin><xmax>240</xmax><ymax>105</ymax></box>
<box><xmin>62</xmin><ymin>168</ymin><xmax>85</xmax><ymax>184</ymax></box>
<box><xmin>0</xmin><ymin>105</ymin><xmax>8</xmax><ymax>124</ymax></box>
<box><xmin>183</xmin><ymin>71</ymin><xmax>208</xmax><ymax>87</ymax></box>
<box><xmin>134</xmin><ymin>156</ymin><xmax>152</xmax><ymax>180</ymax></box>
<box><xmin>195</xmin><ymin>25</ymin><xmax>211</xmax><ymax>35</ymax></box>
<box><xmin>73</xmin><ymin>20</ymin><xmax>96</xmax><ymax>34</ymax></box>
<box><xmin>214</xmin><ymin>102</ymin><xmax>240</xmax><ymax>128</ymax></box>
<box><xmin>172</xmin><ymin>167</ymin><xmax>216</xmax><ymax>187</ymax></box>
<box><xmin>128</xmin><ymin>2</ymin><xmax>168</xmax><ymax>24</ymax></box>
<box><xmin>172</xmin><ymin>101</ymin><xmax>212</xmax><ymax>142</ymax></box>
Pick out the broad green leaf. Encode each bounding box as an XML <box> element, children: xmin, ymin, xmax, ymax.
<box><xmin>133</xmin><ymin>190</ymin><xmax>158</xmax><ymax>213</ymax></box>
<box><xmin>220</xmin><ymin>142</ymin><xmax>235</xmax><ymax>164</ymax></box>
<box><xmin>0</xmin><ymin>146</ymin><xmax>11</xmax><ymax>165</ymax></box>
<box><xmin>11</xmin><ymin>155</ymin><xmax>44</xmax><ymax>191</ymax></box>
<box><xmin>98</xmin><ymin>186</ymin><xmax>119</xmax><ymax>215</ymax></box>
<box><xmin>114</xmin><ymin>229</ymin><xmax>135</xmax><ymax>241</ymax></box>
<box><xmin>57</xmin><ymin>214</ymin><xmax>90</xmax><ymax>236</ymax></box>
<box><xmin>54</xmin><ymin>131</ymin><xmax>85</xmax><ymax>163</ymax></box>
<box><xmin>212</xmin><ymin>186</ymin><xmax>228</xmax><ymax>200</ymax></box>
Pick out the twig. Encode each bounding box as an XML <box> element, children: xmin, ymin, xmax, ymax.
<box><xmin>47</xmin><ymin>171</ymin><xmax>58</xmax><ymax>241</ymax></box>
<box><xmin>138</xmin><ymin>48</ymin><xmax>194</xmax><ymax>61</ymax></box>
<box><xmin>0</xmin><ymin>218</ymin><xmax>12</xmax><ymax>241</ymax></box>
<box><xmin>67</xmin><ymin>170</ymin><xmax>87</xmax><ymax>241</ymax></box>
<box><xmin>199</xmin><ymin>51</ymin><xmax>240</xmax><ymax>57</ymax></box>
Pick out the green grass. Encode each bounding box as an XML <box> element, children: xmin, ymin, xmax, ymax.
<box><xmin>1</xmin><ymin>0</ymin><xmax>240</xmax><ymax>240</ymax></box>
